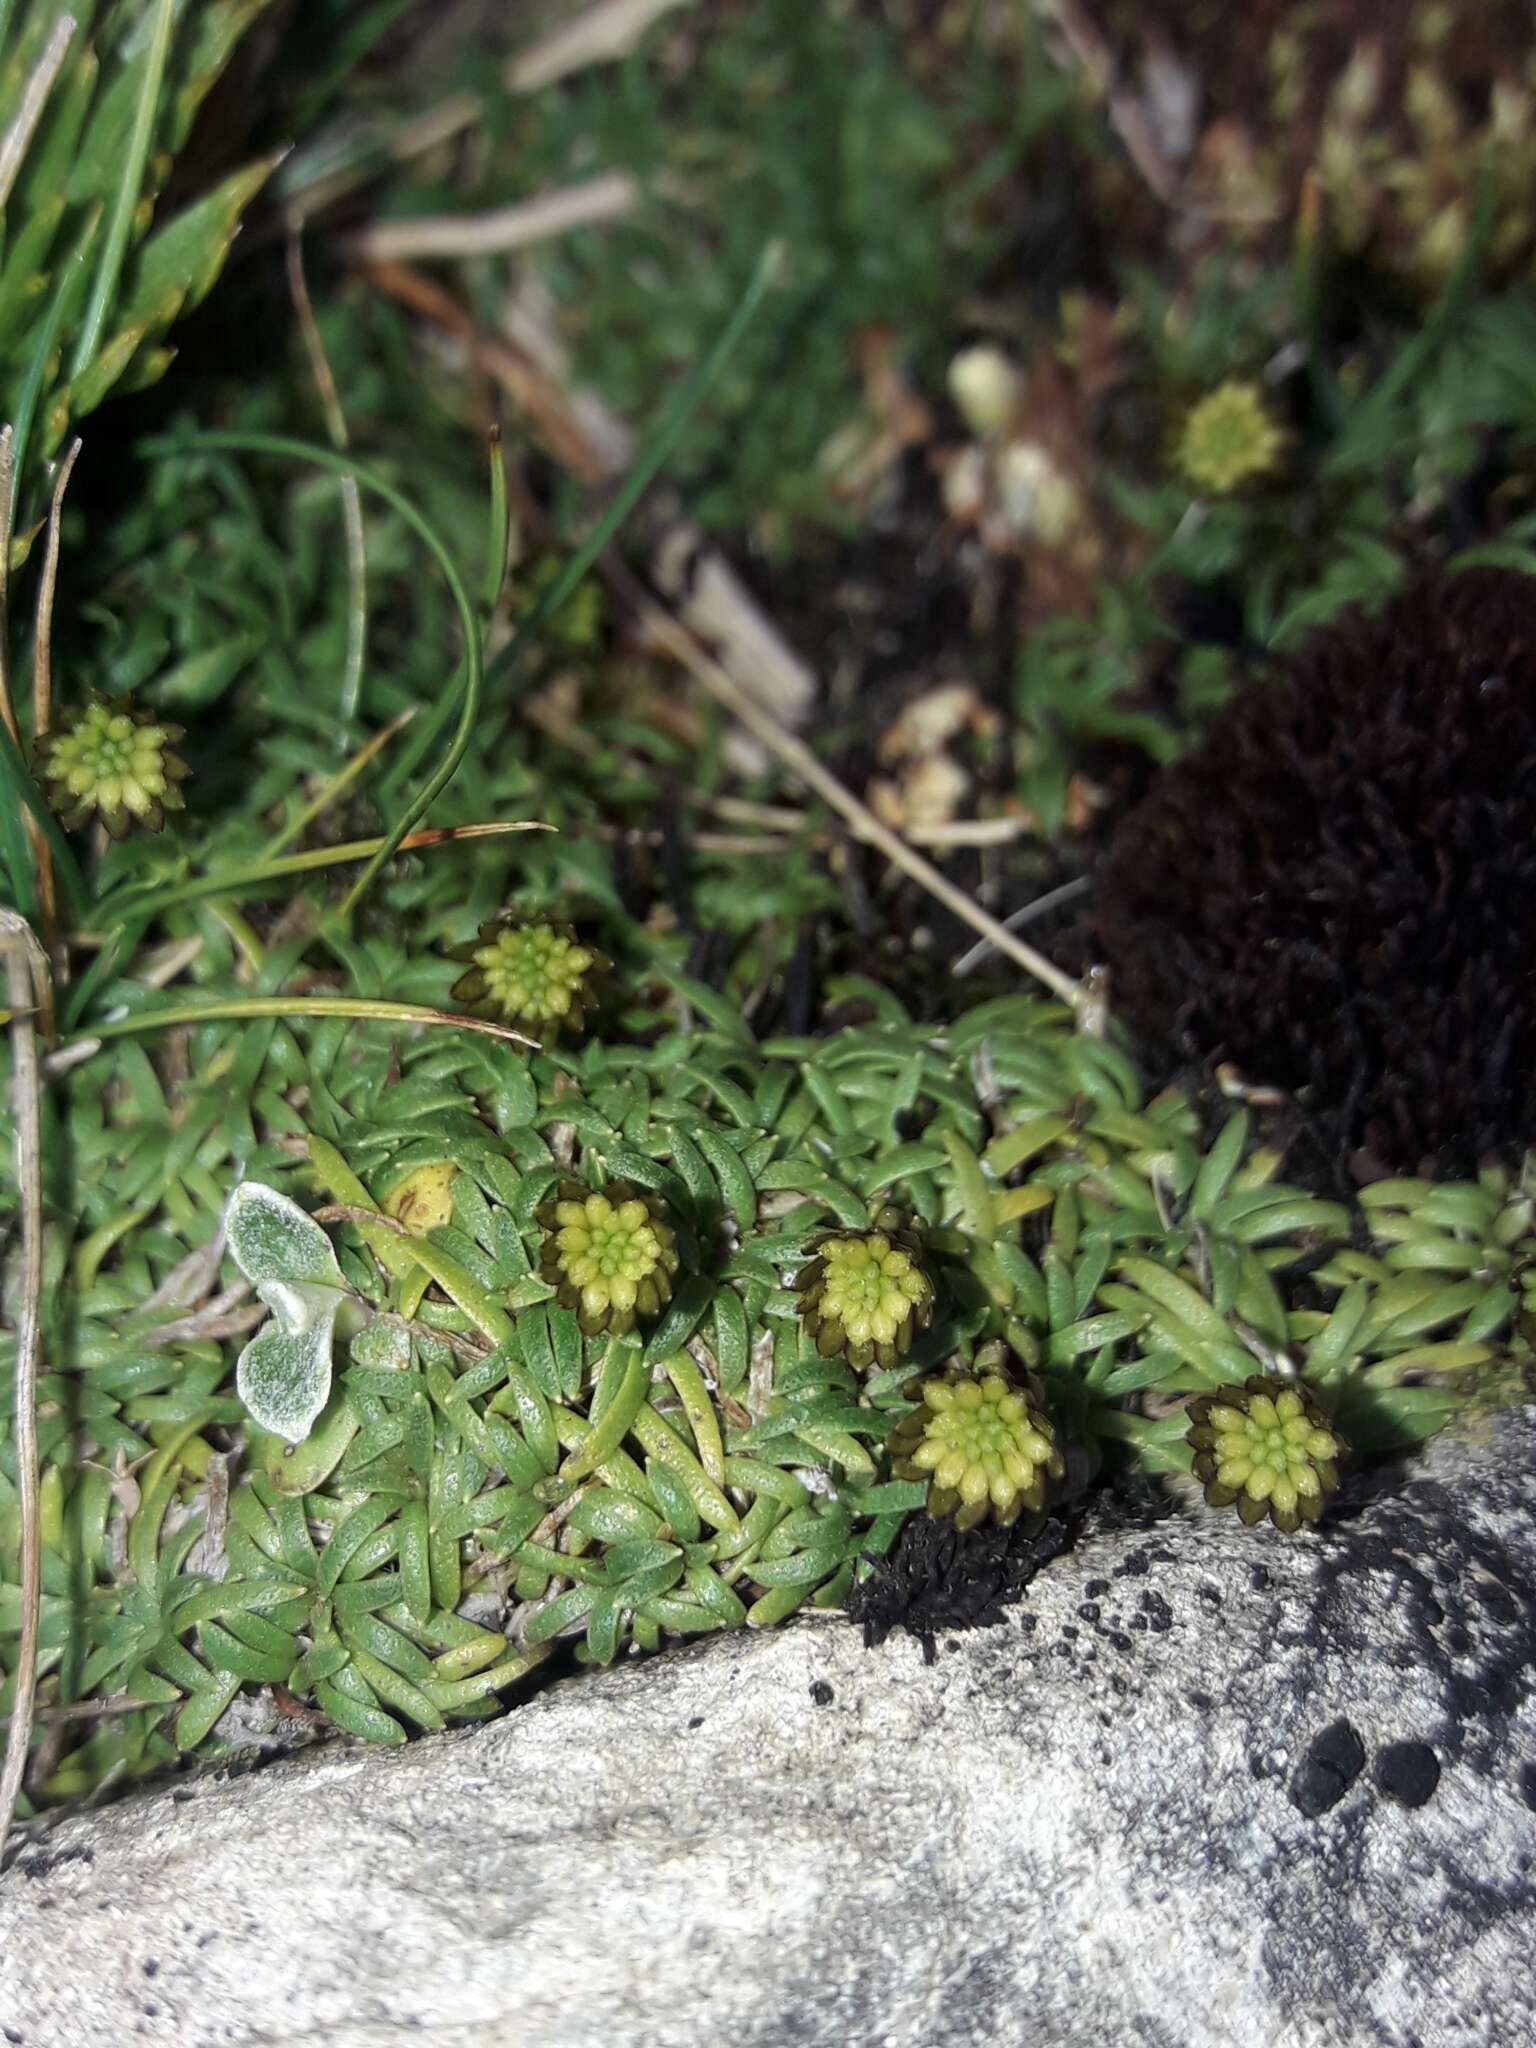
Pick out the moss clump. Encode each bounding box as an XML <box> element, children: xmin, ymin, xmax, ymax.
<box><xmin>1094</xmin><ymin>568</ymin><xmax>1536</xmax><ymax>1176</ymax></box>
<box><xmin>1186</xmin><ymin>1374</ymin><xmax>1345</xmax><ymax>1531</ymax></box>
<box><xmin>794</xmin><ymin>1219</ymin><xmax>934</xmax><ymax>1370</ymax></box>
<box><xmin>35</xmin><ymin>695</ymin><xmax>188</xmax><ymax>835</ymax></box>
<box><xmin>537</xmin><ymin>1180</ymin><xmax>679</xmax><ymax>1335</ymax></box>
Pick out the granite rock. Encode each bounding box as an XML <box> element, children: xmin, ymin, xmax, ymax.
<box><xmin>3</xmin><ymin>1414</ymin><xmax>1534</xmax><ymax>2048</ymax></box>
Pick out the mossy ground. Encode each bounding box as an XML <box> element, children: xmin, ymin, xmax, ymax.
<box><xmin>4</xmin><ymin>0</ymin><xmax>1536</xmax><ymax>1820</ymax></box>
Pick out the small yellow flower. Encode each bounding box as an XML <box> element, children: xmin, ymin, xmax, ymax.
<box><xmin>35</xmin><ymin>694</ymin><xmax>187</xmax><ymax>835</ymax></box>
<box><xmin>537</xmin><ymin>1180</ymin><xmax>679</xmax><ymax>1336</ymax></box>
<box><xmin>795</xmin><ymin>1222</ymin><xmax>934</xmax><ymax>1371</ymax></box>
<box><xmin>1176</xmin><ymin>380</ymin><xmax>1284</xmax><ymax>494</ymax></box>
<box><xmin>1186</xmin><ymin>1374</ymin><xmax>1345</xmax><ymax>1533</ymax></box>
<box><xmin>890</xmin><ymin>1364</ymin><xmax>1065</xmax><ymax>1532</ymax></box>
<box><xmin>450</xmin><ymin>919</ymin><xmax>606</xmax><ymax>1038</ymax></box>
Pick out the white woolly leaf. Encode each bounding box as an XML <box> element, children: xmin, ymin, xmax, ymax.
<box><xmin>235</xmin><ymin>1309</ymin><xmax>339</xmax><ymax>1446</ymax></box>
<box><xmin>225</xmin><ymin>1181</ymin><xmax>349</xmax><ymax>1443</ymax></box>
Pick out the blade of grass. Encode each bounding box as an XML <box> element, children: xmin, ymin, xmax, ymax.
<box><xmin>60</xmin><ymin>993</ymin><xmax>539</xmax><ymax>1052</ymax></box>
<box><xmin>286</xmin><ymin>226</ymin><xmax>367</xmax><ymax>735</ymax></box>
<box><xmin>482</xmin><ymin>239</ymin><xmax>783</xmax><ymax>706</ymax></box>
<box><xmin>4</xmin><ymin>236</ymin><xmax>90</xmax><ymax>545</ymax></box>
<box><xmin>0</xmin><ymin>721</ymin><xmax>87</xmax><ymax>923</ymax></box>
<box><xmin>137</xmin><ymin>429</ymin><xmax>483</xmax><ymax>920</ymax></box>
<box><xmin>69</xmin><ymin>0</ymin><xmax>174</xmax><ymax>378</ymax></box>
<box><xmin>482</xmin><ymin>425</ymin><xmax>509</xmax><ymax>614</ymax></box>
<box><xmin>1292</xmin><ymin>170</ymin><xmax>1343</xmax><ymax>433</ymax></box>
<box><xmin>0</xmin><ymin>12</ymin><xmax>76</xmax><ymax>212</ymax></box>
<box><xmin>0</xmin><ymin>427</ymin><xmax>15</xmax><ymax>751</ymax></box>
<box><xmin>29</xmin><ymin>436</ymin><xmax>82</xmax><ymax>1012</ymax></box>
<box><xmin>380</xmin><ymin>240</ymin><xmax>781</xmax><ymax>798</ymax></box>
<box><xmin>265</xmin><ymin>707</ymin><xmax>417</xmax><ymax>859</ymax></box>
<box><xmin>1325</xmin><ymin>162</ymin><xmax>1496</xmax><ymax>472</ymax></box>
<box><xmin>95</xmin><ymin>819</ymin><xmax>550</xmax><ymax>930</ymax></box>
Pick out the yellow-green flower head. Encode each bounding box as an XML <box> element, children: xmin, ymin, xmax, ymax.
<box><xmin>537</xmin><ymin>1179</ymin><xmax>678</xmax><ymax>1336</ymax></box>
<box><xmin>890</xmin><ymin>1366</ymin><xmax>1065</xmax><ymax>1532</ymax></box>
<box><xmin>795</xmin><ymin>1219</ymin><xmax>934</xmax><ymax>1371</ymax></box>
<box><xmin>1176</xmin><ymin>380</ymin><xmax>1284</xmax><ymax>494</ymax></box>
<box><xmin>1186</xmin><ymin>1374</ymin><xmax>1345</xmax><ymax>1533</ymax></box>
<box><xmin>450</xmin><ymin>919</ymin><xmax>606</xmax><ymax>1038</ymax></box>
<box><xmin>35</xmin><ymin>694</ymin><xmax>187</xmax><ymax>836</ymax></box>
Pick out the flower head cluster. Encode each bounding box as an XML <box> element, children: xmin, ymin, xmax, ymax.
<box><xmin>35</xmin><ymin>694</ymin><xmax>187</xmax><ymax>835</ymax></box>
<box><xmin>450</xmin><ymin>919</ymin><xmax>606</xmax><ymax>1039</ymax></box>
<box><xmin>794</xmin><ymin>1216</ymin><xmax>933</xmax><ymax>1370</ymax></box>
<box><xmin>889</xmin><ymin>1360</ymin><xmax>1065</xmax><ymax>1532</ymax></box>
<box><xmin>537</xmin><ymin>1179</ymin><xmax>678</xmax><ymax>1336</ymax></box>
<box><xmin>1176</xmin><ymin>380</ymin><xmax>1284</xmax><ymax>494</ymax></box>
<box><xmin>1186</xmin><ymin>1374</ymin><xmax>1345</xmax><ymax>1533</ymax></box>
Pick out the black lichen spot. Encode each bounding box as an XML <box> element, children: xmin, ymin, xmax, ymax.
<box><xmin>16</xmin><ymin>1844</ymin><xmax>94</xmax><ymax>1881</ymax></box>
<box><xmin>1094</xmin><ymin>568</ymin><xmax>1536</xmax><ymax>1176</ymax></box>
<box><xmin>1517</xmin><ymin>1762</ymin><xmax>1536</xmax><ymax>1812</ymax></box>
<box><xmin>1289</xmin><ymin>1717</ymin><xmax>1368</xmax><ymax>1817</ymax></box>
<box><xmin>687</xmin><ymin>1716</ymin><xmax>704</xmax><ymax>1730</ymax></box>
<box><xmin>1374</xmin><ymin>1741</ymin><xmax>1441</xmax><ymax>1808</ymax></box>
<box><xmin>809</xmin><ymin>1680</ymin><xmax>834</xmax><ymax>1706</ymax></box>
<box><xmin>142</xmin><ymin>1960</ymin><xmax>160</xmax><ymax>1980</ymax></box>
<box><xmin>848</xmin><ymin>1509</ymin><xmax>1072</xmax><ymax>1656</ymax></box>
<box><xmin>1140</xmin><ymin>1590</ymin><xmax>1174</xmax><ymax>1633</ymax></box>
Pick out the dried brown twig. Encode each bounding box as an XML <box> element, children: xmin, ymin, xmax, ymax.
<box><xmin>619</xmin><ymin>580</ymin><xmax>1087</xmax><ymax>1012</ymax></box>
<box><xmin>350</xmin><ymin>173</ymin><xmax>638</xmax><ymax>264</ymax></box>
<box><xmin>1029</xmin><ymin>0</ymin><xmax>1276</xmax><ymax>226</ymax></box>
<box><xmin>0</xmin><ymin>914</ymin><xmax>49</xmax><ymax>1861</ymax></box>
<box><xmin>29</xmin><ymin>437</ymin><xmax>82</xmax><ymax>998</ymax></box>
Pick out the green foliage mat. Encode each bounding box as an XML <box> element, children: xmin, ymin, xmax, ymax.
<box><xmin>5</xmin><ymin>982</ymin><xmax>1530</xmax><ymax>1802</ymax></box>
<box><xmin>6</xmin><ymin>0</ymin><xmax>1536</xmax><ymax>1823</ymax></box>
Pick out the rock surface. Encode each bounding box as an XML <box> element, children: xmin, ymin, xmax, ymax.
<box><xmin>4</xmin><ymin>1414</ymin><xmax>1535</xmax><ymax>2048</ymax></box>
